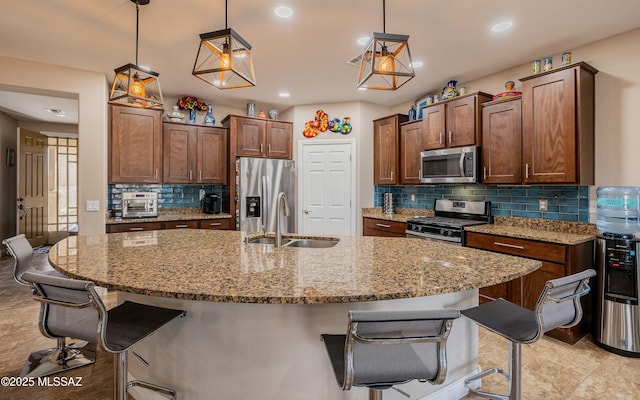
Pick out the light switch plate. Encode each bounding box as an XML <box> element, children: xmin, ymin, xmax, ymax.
<box><xmin>86</xmin><ymin>200</ymin><xmax>100</xmax><ymax>212</ymax></box>
<box><xmin>539</xmin><ymin>199</ymin><xmax>548</xmax><ymax>211</ymax></box>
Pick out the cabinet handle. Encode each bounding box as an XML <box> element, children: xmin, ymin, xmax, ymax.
<box><xmin>175</xmin><ymin>224</ymin><xmax>188</xmax><ymax>228</ymax></box>
<box><xmin>390</xmin><ymin>171</ymin><xmax>394</xmax><ymax>181</ymax></box>
<box><xmin>449</xmin><ymin>130</ymin><xmax>452</xmax><ymax>143</ymax></box>
<box><xmin>494</xmin><ymin>241</ymin><xmax>525</xmax><ymax>250</ymax></box>
<box><xmin>268</xmin><ymin>144</ymin><xmax>271</xmax><ymax>153</ymax></box>
<box><xmin>154</xmin><ymin>169</ymin><xmax>158</xmax><ymax>181</ymax></box>
<box><xmin>189</xmin><ymin>170</ymin><xmax>193</xmax><ymax>181</ymax></box>
<box><xmin>525</xmin><ymin>163</ymin><xmax>530</xmax><ymax>179</ymax></box>
<box><xmin>199</xmin><ymin>170</ymin><xmax>202</xmax><ymax>181</ymax></box>
<box><xmin>376</xmin><ymin>223</ymin><xmax>391</xmax><ymax>228</ymax></box>
<box><xmin>260</xmin><ymin>143</ymin><xmax>263</xmax><ymax>154</ymax></box>
<box><xmin>439</xmin><ymin>132</ymin><xmax>443</xmax><ymax>145</ymax></box>
<box><xmin>129</xmin><ymin>227</ymin><xmax>144</xmax><ymax>231</ymax></box>
<box><xmin>483</xmin><ymin>166</ymin><xmax>487</xmax><ymax>180</ymax></box>
<box><xmin>208</xmin><ymin>222</ymin><xmax>222</xmax><ymax>226</ymax></box>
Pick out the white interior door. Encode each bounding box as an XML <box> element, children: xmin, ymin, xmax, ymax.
<box><xmin>299</xmin><ymin>140</ymin><xmax>355</xmax><ymax>236</ymax></box>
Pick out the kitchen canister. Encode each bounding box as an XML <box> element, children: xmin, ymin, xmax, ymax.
<box><xmin>596</xmin><ymin>186</ymin><xmax>640</xmax><ymax>235</ymax></box>
<box><xmin>383</xmin><ymin>193</ymin><xmax>394</xmax><ymax>215</ymax></box>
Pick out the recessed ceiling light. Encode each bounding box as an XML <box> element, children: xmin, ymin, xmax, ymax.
<box><xmin>410</xmin><ymin>61</ymin><xmax>424</xmax><ymax>68</ymax></box>
<box><xmin>274</xmin><ymin>6</ymin><xmax>293</xmax><ymax>18</ymax></box>
<box><xmin>357</xmin><ymin>36</ymin><xmax>370</xmax><ymax>46</ymax></box>
<box><xmin>358</xmin><ymin>87</ymin><xmax>367</xmax><ymax>91</ymax></box>
<box><xmin>491</xmin><ymin>21</ymin><xmax>513</xmax><ymax>32</ymax></box>
<box><xmin>45</xmin><ymin>108</ymin><xmax>66</xmax><ymax>117</ymax></box>
<box><xmin>279</xmin><ymin>92</ymin><xmax>290</xmax><ymax>97</ymax></box>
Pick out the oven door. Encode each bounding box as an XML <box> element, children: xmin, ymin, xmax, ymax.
<box><xmin>406</xmin><ymin>230</ymin><xmax>462</xmax><ymax>245</ymax></box>
<box><xmin>420</xmin><ymin>146</ymin><xmax>477</xmax><ymax>184</ymax></box>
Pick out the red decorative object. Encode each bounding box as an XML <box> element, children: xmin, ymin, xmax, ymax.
<box><xmin>177</xmin><ymin>96</ymin><xmax>208</xmax><ymax>111</ymax></box>
<box><xmin>303</xmin><ymin>110</ymin><xmax>329</xmax><ymax>138</ymax></box>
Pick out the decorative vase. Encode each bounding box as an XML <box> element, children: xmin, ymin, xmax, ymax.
<box><xmin>340</xmin><ymin>117</ymin><xmax>352</xmax><ymax>134</ymax></box>
<box><xmin>188</xmin><ymin>108</ymin><xmax>196</xmax><ymax>124</ymax></box>
<box><xmin>408</xmin><ymin>105</ymin><xmax>417</xmax><ymax>121</ymax></box>
<box><xmin>204</xmin><ymin>105</ymin><xmax>215</xmax><ymax>125</ymax></box>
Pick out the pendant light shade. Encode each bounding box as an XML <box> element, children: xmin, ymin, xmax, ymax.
<box><xmin>357</xmin><ymin>1</ymin><xmax>415</xmax><ymax>90</ymax></box>
<box><xmin>192</xmin><ymin>0</ymin><xmax>256</xmax><ymax>89</ymax></box>
<box><xmin>109</xmin><ymin>0</ymin><xmax>163</xmax><ymax>109</ymax></box>
<box><xmin>192</xmin><ymin>28</ymin><xmax>256</xmax><ymax>89</ymax></box>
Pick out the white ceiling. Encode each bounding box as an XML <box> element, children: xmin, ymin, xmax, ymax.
<box><xmin>1</xmin><ymin>0</ymin><xmax>640</xmax><ymax>119</ymax></box>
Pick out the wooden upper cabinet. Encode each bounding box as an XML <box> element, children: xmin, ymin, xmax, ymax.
<box><xmin>163</xmin><ymin>122</ymin><xmax>227</xmax><ymax>184</ymax></box>
<box><xmin>163</xmin><ymin>124</ymin><xmax>197</xmax><ymax>184</ymax></box>
<box><xmin>399</xmin><ymin>120</ymin><xmax>423</xmax><ymax>184</ymax></box>
<box><xmin>109</xmin><ymin>105</ymin><xmax>162</xmax><ymax>183</ymax></box>
<box><xmin>520</xmin><ymin>62</ymin><xmax>597</xmax><ymax>184</ymax></box>
<box><xmin>481</xmin><ymin>97</ymin><xmax>522</xmax><ymax>184</ymax></box>
<box><xmin>197</xmin><ymin>126</ymin><xmax>227</xmax><ymax>184</ymax></box>
<box><xmin>223</xmin><ymin>115</ymin><xmax>293</xmax><ymax>159</ymax></box>
<box><xmin>422</xmin><ymin>93</ymin><xmax>491</xmax><ymax>150</ymax></box>
<box><xmin>265</xmin><ymin>121</ymin><xmax>292</xmax><ymax>159</ymax></box>
<box><xmin>374</xmin><ymin>114</ymin><xmax>408</xmax><ymax>185</ymax></box>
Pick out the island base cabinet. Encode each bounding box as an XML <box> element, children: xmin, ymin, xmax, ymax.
<box><xmin>466</xmin><ymin>231</ymin><xmax>594</xmax><ymax>344</ymax></box>
<box><xmin>120</xmin><ymin>290</ymin><xmax>479</xmax><ymax>400</ymax></box>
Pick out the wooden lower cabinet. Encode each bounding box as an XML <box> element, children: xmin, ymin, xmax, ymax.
<box><xmin>199</xmin><ymin>218</ymin><xmax>232</xmax><ymax>230</ymax></box>
<box><xmin>164</xmin><ymin>220</ymin><xmax>199</xmax><ymax>229</ymax></box>
<box><xmin>363</xmin><ymin>217</ymin><xmax>406</xmax><ymax>237</ymax></box>
<box><xmin>106</xmin><ymin>222</ymin><xmax>163</xmax><ymax>233</ymax></box>
<box><xmin>107</xmin><ymin>218</ymin><xmax>233</xmax><ymax>232</ymax></box>
<box><xmin>465</xmin><ymin>231</ymin><xmax>595</xmax><ymax>344</ymax></box>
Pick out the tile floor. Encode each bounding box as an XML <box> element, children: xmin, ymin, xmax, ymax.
<box><xmin>1</xmin><ymin>253</ymin><xmax>639</xmax><ymax>399</ymax></box>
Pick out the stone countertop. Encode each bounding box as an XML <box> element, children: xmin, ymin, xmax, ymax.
<box><xmin>362</xmin><ymin>207</ymin><xmax>434</xmax><ymax>223</ymax></box>
<box><xmin>106</xmin><ymin>212</ymin><xmax>232</xmax><ymax>225</ymax></box>
<box><xmin>465</xmin><ymin>216</ymin><xmax>597</xmax><ymax>245</ymax></box>
<box><xmin>48</xmin><ymin>229</ymin><xmax>540</xmax><ymax>304</ymax></box>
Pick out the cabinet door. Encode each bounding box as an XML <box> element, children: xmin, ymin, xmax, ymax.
<box><xmin>236</xmin><ymin>117</ymin><xmax>265</xmax><ymax>157</ymax></box>
<box><xmin>481</xmin><ymin>99</ymin><xmax>522</xmax><ymax>184</ymax></box>
<box><xmin>164</xmin><ymin>220</ymin><xmax>199</xmax><ymax>229</ymax></box>
<box><xmin>479</xmin><ymin>282</ymin><xmax>510</xmax><ymax>304</ymax></box>
<box><xmin>363</xmin><ymin>218</ymin><xmax>406</xmax><ymax>237</ymax></box>
<box><xmin>266</xmin><ymin>121</ymin><xmax>292</xmax><ymax>159</ymax></box>
<box><xmin>106</xmin><ymin>222</ymin><xmax>162</xmax><ymax>233</ymax></box>
<box><xmin>522</xmin><ymin>68</ymin><xmax>576</xmax><ymax>183</ymax></box>
<box><xmin>110</xmin><ymin>105</ymin><xmax>162</xmax><ymax>183</ymax></box>
<box><xmin>197</xmin><ymin>127</ymin><xmax>227</xmax><ymax>184</ymax></box>
<box><xmin>400</xmin><ymin>121</ymin><xmax>423</xmax><ymax>184</ymax></box>
<box><xmin>521</xmin><ymin>261</ymin><xmax>565</xmax><ymax>310</ymax></box>
<box><xmin>446</xmin><ymin>96</ymin><xmax>477</xmax><ymax>147</ymax></box>
<box><xmin>199</xmin><ymin>219</ymin><xmax>233</xmax><ymax>230</ymax></box>
<box><xmin>163</xmin><ymin>124</ymin><xmax>197</xmax><ymax>183</ymax></box>
<box><xmin>422</xmin><ymin>104</ymin><xmax>446</xmax><ymax>150</ymax></box>
<box><xmin>373</xmin><ymin>116</ymin><xmax>400</xmax><ymax>184</ymax></box>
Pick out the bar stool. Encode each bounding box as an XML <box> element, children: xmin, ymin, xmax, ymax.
<box><xmin>2</xmin><ymin>234</ymin><xmax>96</xmax><ymax>377</ymax></box>
<box><xmin>22</xmin><ymin>271</ymin><xmax>186</xmax><ymax>400</ymax></box>
<box><xmin>321</xmin><ymin>309</ymin><xmax>460</xmax><ymax>400</ymax></box>
<box><xmin>461</xmin><ymin>269</ymin><xmax>596</xmax><ymax>400</ymax></box>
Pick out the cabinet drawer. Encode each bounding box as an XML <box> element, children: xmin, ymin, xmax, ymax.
<box><xmin>164</xmin><ymin>220</ymin><xmax>198</xmax><ymax>229</ymax></box>
<box><xmin>199</xmin><ymin>219</ymin><xmax>233</xmax><ymax>230</ymax></box>
<box><xmin>466</xmin><ymin>232</ymin><xmax>565</xmax><ymax>264</ymax></box>
<box><xmin>363</xmin><ymin>218</ymin><xmax>407</xmax><ymax>236</ymax></box>
<box><xmin>107</xmin><ymin>222</ymin><xmax>162</xmax><ymax>233</ymax></box>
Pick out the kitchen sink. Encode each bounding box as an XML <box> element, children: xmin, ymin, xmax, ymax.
<box><xmin>245</xmin><ymin>236</ymin><xmax>339</xmax><ymax>248</ymax></box>
<box><xmin>284</xmin><ymin>239</ymin><xmax>339</xmax><ymax>248</ymax></box>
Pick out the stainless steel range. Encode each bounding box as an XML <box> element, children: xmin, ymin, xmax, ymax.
<box><xmin>406</xmin><ymin>199</ymin><xmax>492</xmax><ymax>245</ymax></box>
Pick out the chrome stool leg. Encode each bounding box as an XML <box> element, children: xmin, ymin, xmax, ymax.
<box><xmin>21</xmin><ymin>337</ymin><xmax>96</xmax><ymax>378</ymax></box>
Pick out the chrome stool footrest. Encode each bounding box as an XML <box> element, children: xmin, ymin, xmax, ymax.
<box><xmin>465</xmin><ymin>367</ymin><xmax>511</xmax><ymax>400</ymax></box>
<box><xmin>129</xmin><ymin>380</ymin><xmax>177</xmax><ymax>399</ymax></box>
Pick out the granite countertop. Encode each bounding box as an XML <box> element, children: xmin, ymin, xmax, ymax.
<box><xmin>106</xmin><ymin>211</ymin><xmax>232</xmax><ymax>225</ymax></box>
<box><xmin>465</xmin><ymin>216</ymin><xmax>597</xmax><ymax>245</ymax></box>
<box><xmin>362</xmin><ymin>207</ymin><xmax>434</xmax><ymax>223</ymax></box>
<box><xmin>48</xmin><ymin>229</ymin><xmax>540</xmax><ymax>304</ymax></box>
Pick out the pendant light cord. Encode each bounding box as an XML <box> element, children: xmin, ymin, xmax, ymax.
<box><xmin>382</xmin><ymin>0</ymin><xmax>386</xmax><ymax>33</ymax></box>
<box><xmin>135</xmin><ymin>0</ymin><xmax>140</xmax><ymax>65</ymax></box>
<box><xmin>225</xmin><ymin>0</ymin><xmax>228</xmax><ymax>29</ymax></box>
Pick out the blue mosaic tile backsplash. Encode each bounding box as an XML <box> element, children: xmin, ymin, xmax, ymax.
<box><xmin>108</xmin><ymin>184</ymin><xmax>225</xmax><ymax>211</ymax></box>
<box><xmin>374</xmin><ymin>184</ymin><xmax>590</xmax><ymax>222</ymax></box>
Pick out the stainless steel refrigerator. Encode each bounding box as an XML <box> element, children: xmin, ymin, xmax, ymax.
<box><xmin>237</xmin><ymin>157</ymin><xmax>296</xmax><ymax>233</ymax></box>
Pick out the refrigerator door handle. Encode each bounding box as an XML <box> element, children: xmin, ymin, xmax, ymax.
<box><xmin>261</xmin><ymin>176</ymin><xmax>270</xmax><ymax>233</ymax></box>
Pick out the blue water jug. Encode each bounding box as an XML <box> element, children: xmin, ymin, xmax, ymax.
<box><xmin>596</xmin><ymin>186</ymin><xmax>640</xmax><ymax>234</ymax></box>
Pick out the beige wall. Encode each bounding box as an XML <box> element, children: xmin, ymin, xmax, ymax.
<box><xmin>288</xmin><ymin>101</ymin><xmax>391</xmax><ymax>235</ymax></box>
<box><xmin>0</xmin><ymin>56</ymin><xmax>108</xmax><ymax>235</ymax></box>
<box><xmin>0</xmin><ymin>111</ymin><xmax>18</xmax><ymax>245</ymax></box>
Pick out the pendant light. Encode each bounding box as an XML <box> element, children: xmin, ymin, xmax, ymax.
<box><xmin>192</xmin><ymin>0</ymin><xmax>256</xmax><ymax>89</ymax></box>
<box><xmin>109</xmin><ymin>0</ymin><xmax>163</xmax><ymax>109</ymax></box>
<box><xmin>357</xmin><ymin>0</ymin><xmax>415</xmax><ymax>90</ymax></box>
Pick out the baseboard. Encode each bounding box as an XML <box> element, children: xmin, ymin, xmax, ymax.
<box><xmin>418</xmin><ymin>366</ymin><xmax>481</xmax><ymax>400</ymax></box>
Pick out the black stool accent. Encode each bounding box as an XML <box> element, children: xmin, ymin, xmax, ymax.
<box><xmin>461</xmin><ymin>269</ymin><xmax>596</xmax><ymax>400</ymax></box>
<box><xmin>321</xmin><ymin>309</ymin><xmax>460</xmax><ymax>400</ymax></box>
<box><xmin>3</xmin><ymin>234</ymin><xmax>96</xmax><ymax>377</ymax></box>
<box><xmin>22</xmin><ymin>271</ymin><xmax>186</xmax><ymax>400</ymax></box>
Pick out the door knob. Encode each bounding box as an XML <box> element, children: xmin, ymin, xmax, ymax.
<box><xmin>17</xmin><ymin>197</ymin><xmax>24</xmax><ymax>202</ymax></box>
<box><xmin>303</xmin><ymin>209</ymin><xmax>311</xmax><ymax>214</ymax></box>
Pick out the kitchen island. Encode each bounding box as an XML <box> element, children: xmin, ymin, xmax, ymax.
<box><xmin>48</xmin><ymin>229</ymin><xmax>540</xmax><ymax>400</ymax></box>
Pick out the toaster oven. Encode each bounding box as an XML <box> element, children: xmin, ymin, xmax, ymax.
<box><xmin>122</xmin><ymin>192</ymin><xmax>158</xmax><ymax>218</ymax></box>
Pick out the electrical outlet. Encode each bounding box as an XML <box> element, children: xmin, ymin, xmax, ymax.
<box><xmin>411</xmin><ymin>194</ymin><xmax>416</xmax><ymax>202</ymax></box>
<box><xmin>199</xmin><ymin>189</ymin><xmax>206</xmax><ymax>201</ymax></box>
<box><xmin>539</xmin><ymin>199</ymin><xmax>548</xmax><ymax>211</ymax></box>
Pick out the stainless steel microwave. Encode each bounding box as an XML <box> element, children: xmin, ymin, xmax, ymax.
<box><xmin>420</xmin><ymin>146</ymin><xmax>478</xmax><ymax>184</ymax></box>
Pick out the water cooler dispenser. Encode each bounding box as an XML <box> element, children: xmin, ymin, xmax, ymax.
<box><xmin>594</xmin><ymin>187</ymin><xmax>640</xmax><ymax>357</ymax></box>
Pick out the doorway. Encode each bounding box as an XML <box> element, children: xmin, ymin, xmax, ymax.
<box><xmin>298</xmin><ymin>139</ymin><xmax>356</xmax><ymax>236</ymax></box>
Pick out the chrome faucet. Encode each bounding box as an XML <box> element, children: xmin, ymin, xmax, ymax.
<box><xmin>275</xmin><ymin>192</ymin><xmax>290</xmax><ymax>247</ymax></box>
